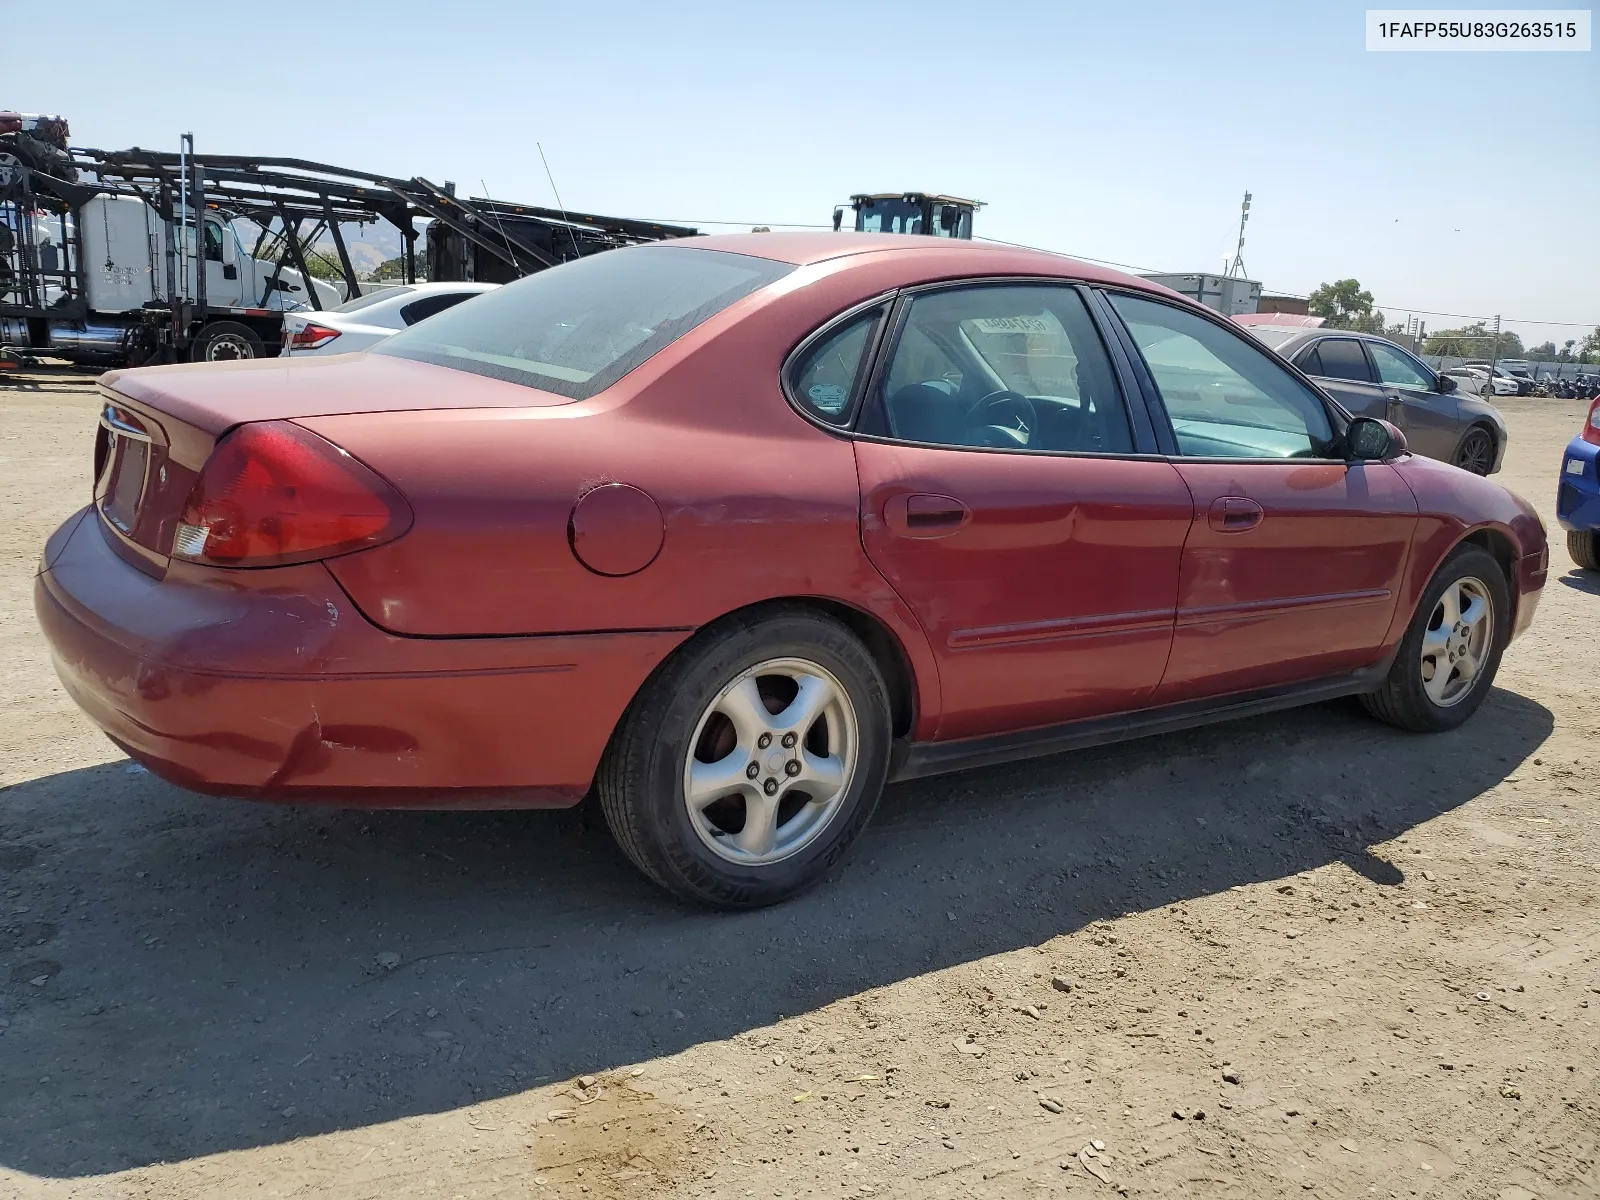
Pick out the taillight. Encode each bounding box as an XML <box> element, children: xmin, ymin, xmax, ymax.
<box><xmin>287</xmin><ymin>322</ymin><xmax>341</xmax><ymax>350</ymax></box>
<box><xmin>172</xmin><ymin>421</ymin><xmax>410</xmax><ymax>567</ymax></box>
<box><xmin>1583</xmin><ymin>398</ymin><xmax>1600</xmax><ymax>447</ymax></box>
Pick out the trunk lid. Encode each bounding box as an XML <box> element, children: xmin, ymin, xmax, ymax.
<box><xmin>101</xmin><ymin>352</ymin><xmax>575</xmax><ymax>436</ymax></box>
<box><xmin>93</xmin><ymin>353</ymin><xmax>571</xmax><ymax>573</ymax></box>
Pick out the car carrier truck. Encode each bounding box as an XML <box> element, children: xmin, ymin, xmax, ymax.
<box><xmin>2</xmin><ymin>120</ymin><xmax>702</xmax><ymax>369</ymax></box>
<box><xmin>1</xmin><ymin>121</ymin><xmax>340</xmax><ymax>366</ymax></box>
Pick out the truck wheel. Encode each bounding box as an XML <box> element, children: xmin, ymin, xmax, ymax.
<box><xmin>1360</xmin><ymin>545</ymin><xmax>1509</xmax><ymax>733</ymax></box>
<box><xmin>192</xmin><ymin>321</ymin><xmax>264</xmax><ymax>362</ymax></box>
<box><xmin>1569</xmin><ymin>530</ymin><xmax>1600</xmax><ymax>572</ymax></box>
<box><xmin>597</xmin><ymin>608</ymin><xmax>892</xmax><ymax>909</ymax></box>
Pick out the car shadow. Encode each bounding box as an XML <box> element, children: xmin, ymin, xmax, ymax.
<box><xmin>0</xmin><ymin>687</ymin><xmax>1552</xmax><ymax>1176</ymax></box>
<box><xmin>1556</xmin><ymin>567</ymin><xmax>1600</xmax><ymax>595</ymax></box>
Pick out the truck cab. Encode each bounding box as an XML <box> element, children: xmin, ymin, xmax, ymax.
<box><xmin>833</xmin><ymin>193</ymin><xmax>981</xmax><ymax>239</ymax></box>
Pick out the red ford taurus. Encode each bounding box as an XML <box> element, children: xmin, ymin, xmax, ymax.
<box><xmin>36</xmin><ymin>234</ymin><xmax>1548</xmax><ymax>907</ymax></box>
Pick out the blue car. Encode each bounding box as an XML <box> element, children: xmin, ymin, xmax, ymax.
<box><xmin>1557</xmin><ymin>397</ymin><xmax>1600</xmax><ymax>571</ymax></box>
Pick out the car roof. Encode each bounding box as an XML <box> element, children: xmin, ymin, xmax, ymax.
<box><xmin>666</xmin><ymin>232</ymin><xmax>1163</xmax><ymax>292</ymax></box>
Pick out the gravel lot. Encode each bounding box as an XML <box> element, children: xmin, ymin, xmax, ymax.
<box><xmin>1</xmin><ymin>369</ymin><xmax>1595</xmax><ymax>1200</ymax></box>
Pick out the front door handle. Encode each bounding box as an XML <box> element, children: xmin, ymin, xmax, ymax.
<box><xmin>1207</xmin><ymin>496</ymin><xmax>1264</xmax><ymax>533</ymax></box>
<box><xmin>884</xmin><ymin>492</ymin><xmax>971</xmax><ymax>538</ymax></box>
<box><xmin>1384</xmin><ymin>391</ymin><xmax>1404</xmax><ymax>415</ymax></box>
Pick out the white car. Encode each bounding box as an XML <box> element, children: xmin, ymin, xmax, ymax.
<box><xmin>280</xmin><ymin>282</ymin><xmax>499</xmax><ymax>356</ymax></box>
<box><xmin>1443</xmin><ymin>367</ymin><xmax>1518</xmax><ymax>397</ymax></box>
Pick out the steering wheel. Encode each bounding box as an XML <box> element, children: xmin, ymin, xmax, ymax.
<box><xmin>965</xmin><ymin>389</ymin><xmax>1038</xmax><ymax>443</ymax></box>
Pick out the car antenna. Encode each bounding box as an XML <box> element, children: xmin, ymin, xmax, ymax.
<box><xmin>478</xmin><ymin>179</ymin><xmax>522</xmax><ymax>275</ymax></box>
<box><xmin>536</xmin><ymin>142</ymin><xmax>584</xmax><ymax>261</ymax></box>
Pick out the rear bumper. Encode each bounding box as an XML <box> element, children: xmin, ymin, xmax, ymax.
<box><xmin>1556</xmin><ymin>437</ymin><xmax>1600</xmax><ymax>533</ymax></box>
<box><xmin>35</xmin><ymin>508</ymin><xmax>687</xmax><ymax>807</ymax></box>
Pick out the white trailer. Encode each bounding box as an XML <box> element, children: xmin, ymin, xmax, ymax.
<box><xmin>1139</xmin><ymin>272</ymin><xmax>1262</xmax><ymax>317</ymax></box>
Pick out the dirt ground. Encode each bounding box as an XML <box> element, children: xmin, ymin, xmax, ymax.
<box><xmin>0</xmin><ymin>367</ymin><xmax>1595</xmax><ymax>1200</ymax></box>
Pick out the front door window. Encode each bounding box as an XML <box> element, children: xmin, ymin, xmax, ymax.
<box><xmin>1108</xmin><ymin>293</ymin><xmax>1337</xmax><ymax>459</ymax></box>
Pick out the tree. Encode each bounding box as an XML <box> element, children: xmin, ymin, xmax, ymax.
<box><xmin>1526</xmin><ymin>341</ymin><xmax>1557</xmax><ymax>360</ymax></box>
<box><xmin>1580</xmin><ymin>326</ymin><xmax>1600</xmax><ymax>365</ymax></box>
<box><xmin>1422</xmin><ymin>323</ymin><xmax>1523</xmax><ymax>359</ymax></box>
<box><xmin>371</xmin><ymin>255</ymin><xmax>409</xmax><ymax>281</ymax></box>
<box><xmin>1308</xmin><ymin>279</ymin><xmax>1384</xmax><ymax>331</ymax></box>
<box><xmin>299</xmin><ymin>248</ymin><xmax>344</xmax><ymax>282</ymax></box>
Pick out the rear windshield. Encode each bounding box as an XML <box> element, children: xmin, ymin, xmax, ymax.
<box><xmin>335</xmin><ymin>286</ymin><xmax>413</xmax><ymax>313</ymax></box>
<box><xmin>374</xmin><ymin>245</ymin><xmax>792</xmax><ymax>400</ymax></box>
<box><xmin>1245</xmin><ymin>328</ymin><xmax>1301</xmax><ymax>350</ymax></box>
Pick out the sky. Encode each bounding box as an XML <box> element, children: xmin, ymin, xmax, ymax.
<box><xmin>13</xmin><ymin>0</ymin><xmax>1597</xmax><ymax>347</ymax></box>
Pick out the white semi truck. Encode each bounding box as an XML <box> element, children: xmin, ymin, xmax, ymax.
<box><xmin>2</xmin><ymin>118</ymin><xmax>340</xmax><ymax>367</ymax></box>
<box><xmin>4</xmin><ymin>193</ymin><xmax>339</xmax><ymax>365</ymax></box>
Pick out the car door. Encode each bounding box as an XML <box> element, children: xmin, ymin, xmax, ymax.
<box><xmin>833</xmin><ymin>282</ymin><xmax>1193</xmax><ymax>741</ymax></box>
<box><xmin>1365</xmin><ymin>339</ymin><xmax>1462</xmax><ymax>461</ymax></box>
<box><xmin>1292</xmin><ymin>336</ymin><xmax>1387</xmax><ymax>419</ymax></box>
<box><xmin>201</xmin><ymin>218</ymin><xmax>246</xmax><ymax>309</ymax></box>
<box><xmin>1102</xmin><ymin>292</ymin><xmax>1419</xmax><ymax>704</ymax></box>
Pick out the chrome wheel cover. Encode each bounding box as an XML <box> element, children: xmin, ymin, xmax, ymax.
<box><xmin>1420</xmin><ymin>576</ymin><xmax>1493</xmax><ymax>708</ymax></box>
<box><xmin>682</xmin><ymin>657</ymin><xmax>859</xmax><ymax>866</ymax></box>
<box><xmin>204</xmin><ymin>332</ymin><xmax>255</xmax><ymax>361</ymax></box>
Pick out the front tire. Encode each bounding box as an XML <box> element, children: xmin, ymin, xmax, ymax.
<box><xmin>1453</xmin><ymin>426</ymin><xmax>1495</xmax><ymax>475</ymax></box>
<box><xmin>1361</xmin><ymin>546</ymin><xmax>1509</xmax><ymax>732</ymax></box>
<box><xmin>1569</xmin><ymin>529</ymin><xmax>1600</xmax><ymax>572</ymax></box>
<box><xmin>597</xmin><ymin>608</ymin><xmax>892</xmax><ymax>909</ymax></box>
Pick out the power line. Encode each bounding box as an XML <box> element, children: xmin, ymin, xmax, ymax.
<box><xmin>610</xmin><ymin>221</ymin><xmax>1598</xmax><ymax>331</ymax></box>
<box><xmin>1366</xmin><ymin>304</ymin><xmax>1595</xmax><ymax>329</ymax></box>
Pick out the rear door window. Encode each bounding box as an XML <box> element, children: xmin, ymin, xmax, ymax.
<box><xmin>875</xmin><ymin>284</ymin><xmax>1135</xmax><ymax>454</ymax></box>
<box><xmin>376</xmin><ymin>246</ymin><xmax>792</xmax><ymax>400</ymax></box>
<box><xmin>1309</xmin><ymin>338</ymin><xmax>1375</xmax><ymax>382</ymax></box>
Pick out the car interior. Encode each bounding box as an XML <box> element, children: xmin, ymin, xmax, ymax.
<box><xmin>880</xmin><ymin>291</ymin><xmax>1135</xmax><ymax>454</ymax></box>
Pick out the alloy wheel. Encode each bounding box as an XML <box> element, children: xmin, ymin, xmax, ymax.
<box><xmin>1419</xmin><ymin>576</ymin><xmax>1493</xmax><ymax>708</ymax></box>
<box><xmin>682</xmin><ymin>657</ymin><xmax>859</xmax><ymax>866</ymax></box>
<box><xmin>1455</xmin><ymin>429</ymin><xmax>1493</xmax><ymax>475</ymax></box>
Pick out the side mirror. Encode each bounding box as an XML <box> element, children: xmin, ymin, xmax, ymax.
<box><xmin>1436</xmin><ymin>373</ymin><xmax>1456</xmax><ymax>394</ymax></box>
<box><xmin>832</xmin><ymin>207</ymin><xmax>844</xmax><ymax>233</ymax></box>
<box><xmin>1346</xmin><ymin>416</ymin><xmax>1407</xmax><ymax>462</ymax></box>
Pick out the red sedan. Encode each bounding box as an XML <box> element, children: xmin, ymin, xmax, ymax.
<box><xmin>36</xmin><ymin>234</ymin><xmax>1548</xmax><ymax>907</ymax></box>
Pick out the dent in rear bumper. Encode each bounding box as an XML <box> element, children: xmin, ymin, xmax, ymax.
<box><xmin>34</xmin><ymin>509</ymin><xmax>688</xmax><ymax>806</ymax></box>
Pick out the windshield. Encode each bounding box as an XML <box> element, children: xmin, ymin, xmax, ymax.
<box><xmin>375</xmin><ymin>246</ymin><xmax>792</xmax><ymax>400</ymax></box>
<box><xmin>335</xmin><ymin>286</ymin><xmax>413</xmax><ymax>313</ymax></box>
<box><xmin>856</xmin><ymin>198</ymin><xmax>924</xmax><ymax>235</ymax></box>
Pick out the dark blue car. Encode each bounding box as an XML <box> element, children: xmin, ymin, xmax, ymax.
<box><xmin>1557</xmin><ymin>397</ymin><xmax>1600</xmax><ymax>570</ymax></box>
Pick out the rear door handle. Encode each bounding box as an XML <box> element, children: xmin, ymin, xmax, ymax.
<box><xmin>1207</xmin><ymin>496</ymin><xmax>1264</xmax><ymax>533</ymax></box>
<box><xmin>884</xmin><ymin>493</ymin><xmax>971</xmax><ymax>538</ymax></box>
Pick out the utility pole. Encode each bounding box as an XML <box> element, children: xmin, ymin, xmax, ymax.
<box><xmin>1226</xmin><ymin>191</ymin><xmax>1251</xmax><ymax>279</ymax></box>
<box><xmin>1488</xmin><ymin>314</ymin><xmax>1502</xmax><ymax>385</ymax></box>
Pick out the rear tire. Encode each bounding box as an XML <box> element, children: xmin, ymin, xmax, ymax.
<box><xmin>597</xmin><ymin>608</ymin><xmax>892</xmax><ymax>909</ymax></box>
<box><xmin>1361</xmin><ymin>545</ymin><xmax>1509</xmax><ymax>733</ymax></box>
<box><xmin>191</xmin><ymin>321</ymin><xmax>265</xmax><ymax>363</ymax></box>
<box><xmin>1569</xmin><ymin>529</ymin><xmax>1600</xmax><ymax>572</ymax></box>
